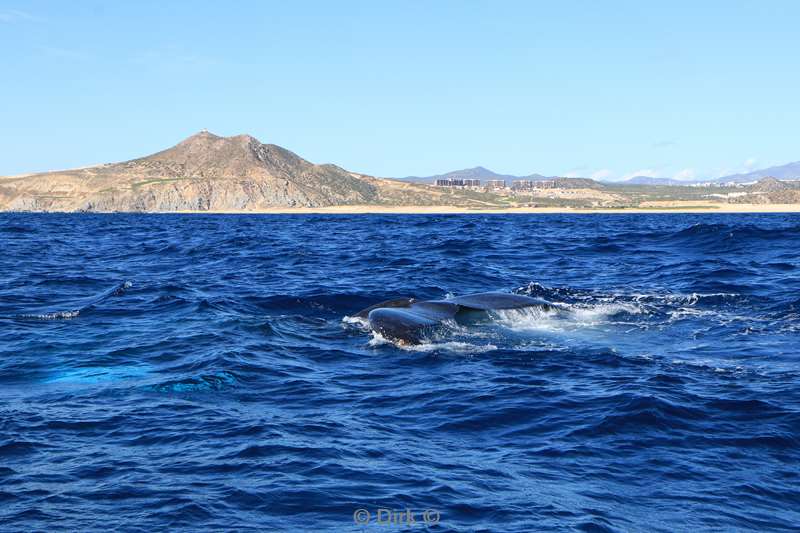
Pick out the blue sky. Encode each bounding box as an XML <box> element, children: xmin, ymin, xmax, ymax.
<box><xmin>2</xmin><ymin>1</ymin><xmax>799</xmax><ymax>180</ymax></box>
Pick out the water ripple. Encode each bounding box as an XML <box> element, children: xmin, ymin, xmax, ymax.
<box><xmin>1</xmin><ymin>212</ymin><xmax>799</xmax><ymax>531</ymax></box>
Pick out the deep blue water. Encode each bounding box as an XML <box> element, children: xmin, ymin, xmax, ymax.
<box><xmin>1</xmin><ymin>213</ymin><xmax>799</xmax><ymax>532</ymax></box>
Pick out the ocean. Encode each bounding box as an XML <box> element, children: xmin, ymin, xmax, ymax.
<box><xmin>1</xmin><ymin>213</ymin><xmax>799</xmax><ymax>532</ymax></box>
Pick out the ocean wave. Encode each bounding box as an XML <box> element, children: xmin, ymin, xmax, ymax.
<box><xmin>351</xmin><ymin>280</ymin><xmax>798</xmax><ymax>346</ymax></box>
<box><xmin>4</xmin><ymin>213</ymin><xmax>800</xmax><ymax>532</ymax></box>
<box><xmin>367</xmin><ymin>330</ymin><xmax>497</xmax><ymax>353</ymax></box>
<box><xmin>341</xmin><ymin>314</ymin><xmax>369</xmax><ymax>328</ymax></box>
<box><xmin>150</xmin><ymin>371</ymin><xmax>237</xmax><ymax>393</ymax></box>
<box><xmin>517</xmin><ymin>281</ymin><xmax>748</xmax><ymax>309</ymax></box>
<box><xmin>667</xmin><ymin>222</ymin><xmax>800</xmax><ymax>247</ymax></box>
<box><xmin>3</xmin><ymin>281</ymin><xmax>133</xmax><ymax>320</ymax></box>
<box><xmin>0</xmin><ymin>225</ymin><xmax>35</xmax><ymax>234</ymax></box>
<box><xmin>567</xmin><ymin>393</ymin><xmax>708</xmax><ymax>437</ymax></box>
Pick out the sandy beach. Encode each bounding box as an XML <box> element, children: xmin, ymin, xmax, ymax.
<box><xmin>173</xmin><ymin>202</ymin><xmax>800</xmax><ymax>215</ymax></box>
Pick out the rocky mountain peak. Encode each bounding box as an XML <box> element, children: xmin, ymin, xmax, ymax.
<box><xmin>752</xmin><ymin>176</ymin><xmax>788</xmax><ymax>192</ymax></box>
<box><xmin>179</xmin><ymin>129</ymin><xmax>222</xmax><ymax>144</ymax></box>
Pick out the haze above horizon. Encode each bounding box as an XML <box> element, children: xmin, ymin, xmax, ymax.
<box><xmin>2</xmin><ymin>1</ymin><xmax>799</xmax><ymax>181</ymax></box>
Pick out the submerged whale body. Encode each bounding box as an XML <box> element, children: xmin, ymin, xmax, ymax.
<box><xmin>356</xmin><ymin>292</ymin><xmax>552</xmax><ymax>343</ymax></box>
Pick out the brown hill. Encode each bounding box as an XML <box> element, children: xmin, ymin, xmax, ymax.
<box><xmin>550</xmin><ymin>177</ymin><xmax>604</xmax><ymax>189</ymax></box>
<box><xmin>0</xmin><ymin>131</ymin><xmax>499</xmax><ymax>212</ymax></box>
<box><xmin>750</xmin><ymin>176</ymin><xmax>790</xmax><ymax>193</ymax></box>
<box><xmin>729</xmin><ymin>177</ymin><xmax>800</xmax><ymax>204</ymax></box>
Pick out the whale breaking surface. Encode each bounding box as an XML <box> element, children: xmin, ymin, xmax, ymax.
<box><xmin>355</xmin><ymin>292</ymin><xmax>553</xmax><ymax>344</ymax></box>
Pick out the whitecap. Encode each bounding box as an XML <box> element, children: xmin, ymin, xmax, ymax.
<box><xmin>367</xmin><ymin>330</ymin><xmax>496</xmax><ymax>353</ymax></box>
<box><xmin>342</xmin><ymin>315</ymin><xmax>369</xmax><ymax>328</ymax></box>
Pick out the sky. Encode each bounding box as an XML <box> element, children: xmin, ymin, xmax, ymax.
<box><xmin>1</xmin><ymin>1</ymin><xmax>799</xmax><ymax>180</ymax></box>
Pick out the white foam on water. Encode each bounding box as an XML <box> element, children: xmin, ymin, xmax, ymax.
<box><xmin>14</xmin><ymin>280</ymin><xmax>134</xmax><ymax>320</ymax></box>
<box><xmin>568</xmin><ymin>302</ymin><xmax>644</xmax><ymax>324</ymax></box>
<box><xmin>342</xmin><ymin>315</ymin><xmax>369</xmax><ymax>328</ymax></box>
<box><xmin>24</xmin><ymin>309</ymin><xmax>81</xmax><ymax>320</ymax></box>
<box><xmin>367</xmin><ymin>331</ymin><xmax>392</xmax><ymax>346</ymax></box>
<box><xmin>630</xmin><ymin>291</ymin><xmax>737</xmax><ymax>306</ymax></box>
<box><xmin>401</xmin><ymin>341</ymin><xmax>498</xmax><ymax>353</ymax></box>
<box><xmin>670</xmin><ymin>358</ymin><xmax>746</xmax><ymax>375</ymax></box>
<box><xmin>492</xmin><ymin>306</ymin><xmax>564</xmax><ymax>332</ymax></box>
<box><xmin>668</xmin><ymin>306</ymin><xmax>763</xmax><ymax>327</ymax></box>
<box><xmin>367</xmin><ymin>330</ymin><xmax>497</xmax><ymax>353</ymax></box>
<box><xmin>668</xmin><ymin>307</ymin><xmax>713</xmax><ymax>320</ymax></box>
<box><xmin>492</xmin><ymin>301</ymin><xmax>644</xmax><ymax>333</ymax></box>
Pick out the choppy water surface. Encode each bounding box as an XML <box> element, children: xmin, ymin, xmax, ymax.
<box><xmin>1</xmin><ymin>213</ymin><xmax>799</xmax><ymax>532</ymax></box>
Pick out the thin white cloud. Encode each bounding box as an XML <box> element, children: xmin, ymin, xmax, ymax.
<box><xmin>131</xmin><ymin>47</ymin><xmax>218</xmax><ymax>69</ymax></box>
<box><xmin>39</xmin><ymin>46</ymin><xmax>90</xmax><ymax>61</ymax></box>
<box><xmin>0</xmin><ymin>9</ymin><xmax>37</xmax><ymax>23</ymax></box>
<box><xmin>711</xmin><ymin>159</ymin><xmax>761</xmax><ymax>180</ymax></box>
<box><xmin>652</xmin><ymin>140</ymin><xmax>677</xmax><ymax>149</ymax></box>
<box><xmin>590</xmin><ymin>169</ymin><xmax>613</xmax><ymax>180</ymax></box>
<box><xmin>713</xmin><ymin>168</ymin><xmax>735</xmax><ymax>179</ymax></box>
<box><xmin>673</xmin><ymin>168</ymin><xmax>696</xmax><ymax>181</ymax></box>
<box><xmin>561</xmin><ymin>165</ymin><xmax>588</xmax><ymax>178</ymax></box>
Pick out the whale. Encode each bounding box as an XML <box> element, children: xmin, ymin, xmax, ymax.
<box><xmin>355</xmin><ymin>292</ymin><xmax>552</xmax><ymax>344</ymax></box>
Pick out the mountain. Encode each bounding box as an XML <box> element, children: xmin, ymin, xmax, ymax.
<box><xmin>728</xmin><ymin>177</ymin><xmax>800</xmax><ymax>204</ymax></box>
<box><xmin>550</xmin><ymin>177</ymin><xmax>604</xmax><ymax>189</ymax></box>
<box><xmin>397</xmin><ymin>166</ymin><xmax>549</xmax><ymax>184</ymax></box>
<box><xmin>0</xmin><ymin>131</ymin><xmax>496</xmax><ymax>212</ymax></box>
<box><xmin>621</xmin><ymin>176</ymin><xmax>687</xmax><ymax>186</ymax></box>
<box><xmin>607</xmin><ymin>162</ymin><xmax>800</xmax><ymax>186</ymax></box>
<box><xmin>5</xmin><ymin>134</ymin><xmax>797</xmax><ymax>212</ymax></box>
<box><xmin>397</xmin><ymin>166</ymin><xmax>517</xmax><ymax>184</ymax></box>
<box><xmin>715</xmin><ymin>161</ymin><xmax>800</xmax><ymax>183</ymax></box>
<box><xmin>751</xmin><ymin>176</ymin><xmax>791</xmax><ymax>193</ymax></box>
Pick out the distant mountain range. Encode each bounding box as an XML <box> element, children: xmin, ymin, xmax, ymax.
<box><xmin>614</xmin><ymin>164</ymin><xmax>800</xmax><ymax>185</ymax></box>
<box><xmin>712</xmin><ymin>161</ymin><xmax>800</xmax><ymax>183</ymax></box>
<box><xmin>397</xmin><ymin>166</ymin><xmax>548</xmax><ymax>184</ymax></box>
<box><xmin>619</xmin><ymin>176</ymin><xmax>687</xmax><ymax>186</ymax></box>
<box><xmin>399</xmin><ymin>161</ymin><xmax>800</xmax><ymax>186</ymax></box>
<box><xmin>397</xmin><ymin>167</ymin><xmax>694</xmax><ymax>186</ymax></box>
<box><xmin>3</xmin><ymin>135</ymin><xmax>800</xmax><ymax>212</ymax></box>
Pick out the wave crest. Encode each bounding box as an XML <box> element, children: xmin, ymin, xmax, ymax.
<box><xmin>6</xmin><ymin>281</ymin><xmax>133</xmax><ymax>320</ymax></box>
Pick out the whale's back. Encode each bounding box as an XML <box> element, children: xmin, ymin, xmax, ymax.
<box><xmin>362</xmin><ymin>292</ymin><xmax>552</xmax><ymax>343</ymax></box>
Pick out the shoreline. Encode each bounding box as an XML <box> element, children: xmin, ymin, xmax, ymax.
<box><xmin>170</xmin><ymin>203</ymin><xmax>800</xmax><ymax>214</ymax></box>
<box><xmin>3</xmin><ymin>203</ymin><xmax>800</xmax><ymax>215</ymax></box>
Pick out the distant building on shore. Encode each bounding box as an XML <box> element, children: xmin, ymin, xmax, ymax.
<box><xmin>512</xmin><ymin>179</ymin><xmax>534</xmax><ymax>190</ymax></box>
<box><xmin>512</xmin><ymin>179</ymin><xmax>557</xmax><ymax>190</ymax></box>
<box><xmin>435</xmin><ymin>178</ymin><xmax>480</xmax><ymax>187</ymax></box>
<box><xmin>486</xmin><ymin>179</ymin><xmax>506</xmax><ymax>189</ymax></box>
